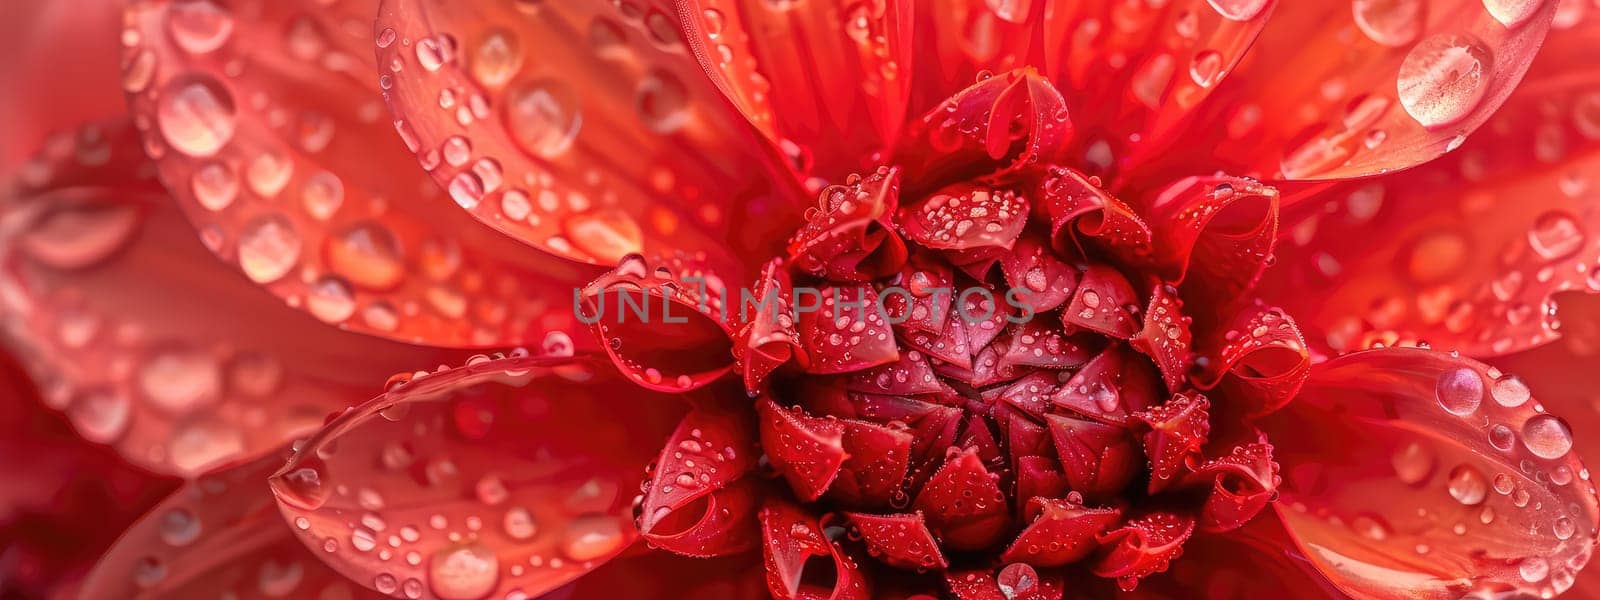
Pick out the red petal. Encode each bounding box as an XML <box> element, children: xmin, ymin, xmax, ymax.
<box><xmin>1147</xmin><ymin>1</ymin><xmax>1557</xmax><ymax>180</ymax></box>
<box><xmin>1130</xmin><ymin>392</ymin><xmax>1212</xmax><ymax>492</ymax></box>
<box><xmin>1011</xmin><ymin>455</ymin><xmax>1068</xmax><ymax>515</ymax></box>
<box><xmin>828</xmin><ymin>419</ymin><xmax>916</xmax><ymax>510</ymax></box>
<box><xmin>679</xmin><ymin>0</ymin><xmax>913</xmax><ymax>183</ymax></box>
<box><xmin>1260</xmin><ymin>14</ymin><xmax>1600</xmax><ymax>358</ymax></box>
<box><xmin>1001</xmin><ymin>316</ymin><xmax>1102</xmax><ymax>371</ymax></box>
<box><xmin>122</xmin><ymin>0</ymin><xmax>602</xmax><ymax>346</ymax></box>
<box><xmin>997</xmin><ymin>371</ymin><xmax>1065</xmax><ymax>420</ymax></box>
<box><xmin>847</xmin><ymin>351</ymin><xmax>951</xmax><ymax>397</ymax></box>
<box><xmin>581</xmin><ymin>254</ymin><xmax>736</xmax><ymax>392</ymax></box>
<box><xmin>0</xmin><ymin>122</ymin><xmax>485</xmax><ymax>476</ymax></box>
<box><xmin>788</xmin><ymin>167</ymin><xmax>908</xmax><ymax>282</ymax></box>
<box><xmin>560</xmin><ymin>550</ymin><xmax>769</xmax><ymax>600</ymax></box>
<box><xmin>0</xmin><ymin>0</ymin><xmax>123</xmax><ymax>172</ymax></box>
<box><xmin>81</xmin><ymin>451</ymin><xmax>383</xmax><ymax>599</ymax></box>
<box><xmin>1134</xmin><ymin>515</ymin><xmax>1346</xmax><ymax>598</ymax></box>
<box><xmin>1264</xmin><ymin>348</ymin><xmax>1600</xmax><ymax>599</ymax></box>
<box><xmin>998</xmin><ymin>233</ymin><xmax>1080</xmax><ymax>314</ymax></box>
<box><xmin>847</xmin><ymin>511</ymin><xmax>949</xmax><ymax>570</ymax></box>
<box><xmin>375</xmin><ymin>0</ymin><xmax>804</xmax><ymax>269</ymax></box>
<box><xmin>845</xmin><ymin>394</ymin><xmax>964</xmax><ymax>467</ymax></box>
<box><xmin>270</xmin><ymin>355</ymin><xmax>685</xmax><ymax>599</ymax></box>
<box><xmin>638</xmin><ymin>407</ymin><xmax>763</xmax><ymax>557</ymax></box>
<box><xmin>759</xmin><ymin>397</ymin><xmax>848</xmax><ymax>502</ymax></box>
<box><xmin>759</xmin><ymin>499</ymin><xmax>871</xmax><ymax>600</ymax></box>
<box><xmin>1045</xmin><ymin>414</ymin><xmax>1141</xmax><ymax>503</ymax></box>
<box><xmin>884</xmin><ymin>253</ymin><xmax>957</xmax><ymax>336</ymax></box>
<box><xmin>1181</xmin><ymin>442</ymin><xmax>1280</xmax><ymax>533</ymax></box>
<box><xmin>1001</xmin><ymin>495</ymin><xmax>1123</xmax><ymax>567</ymax></box>
<box><xmin>735</xmin><ymin>260</ymin><xmax>806</xmax><ymax>394</ymax></box>
<box><xmin>1051</xmin><ymin>345</ymin><xmax>1162</xmax><ymax>424</ymax></box>
<box><xmin>1194</xmin><ymin>301</ymin><xmax>1310</xmax><ymax>417</ymax></box>
<box><xmin>899</xmin><ymin>69</ymin><xmax>1072</xmax><ymax>190</ymax></box>
<box><xmin>913</xmin><ymin>448</ymin><xmax>1012</xmax><ymax>551</ymax></box>
<box><xmin>1093</xmin><ymin>511</ymin><xmax>1197</xmax><ymax>592</ymax></box>
<box><xmin>798</xmin><ymin>285</ymin><xmax>900</xmax><ymax>374</ymax></box>
<box><xmin>1144</xmin><ymin>175</ymin><xmax>1279</xmax><ymax>311</ymax></box>
<box><xmin>1129</xmin><ymin>285</ymin><xmax>1194</xmax><ymax>391</ymax></box>
<box><xmin>944</xmin><ymin>564</ymin><xmax>1066</xmax><ymax>600</ymax></box>
<box><xmin>1062</xmin><ymin>264</ymin><xmax>1141</xmax><ymax>339</ymax></box>
<box><xmin>899</xmin><ymin>184</ymin><xmax>1029</xmax><ymax>252</ymax></box>
<box><xmin>0</xmin><ymin>354</ymin><xmax>176</xmax><ymax>597</ymax></box>
<box><xmin>1032</xmin><ymin>167</ymin><xmax>1155</xmax><ymax>262</ymax></box>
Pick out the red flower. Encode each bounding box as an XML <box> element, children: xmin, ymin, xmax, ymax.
<box><xmin>3</xmin><ymin>0</ymin><xmax>1600</xmax><ymax>599</ymax></box>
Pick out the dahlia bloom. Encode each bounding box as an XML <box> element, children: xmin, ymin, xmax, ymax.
<box><xmin>4</xmin><ymin>0</ymin><xmax>1600</xmax><ymax>598</ymax></box>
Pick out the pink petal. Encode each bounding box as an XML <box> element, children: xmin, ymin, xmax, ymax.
<box><xmin>80</xmin><ymin>451</ymin><xmax>385</xmax><ymax>599</ymax></box>
<box><xmin>269</xmin><ymin>355</ymin><xmax>685</xmax><ymax>600</ymax></box>
<box><xmin>1001</xmin><ymin>495</ymin><xmax>1123</xmax><ymax>567</ymax></box>
<box><xmin>1193</xmin><ymin>301</ymin><xmax>1310</xmax><ymax>417</ymax></box>
<box><xmin>846</xmin><ymin>511</ymin><xmax>949</xmax><ymax>570</ymax></box>
<box><xmin>0</xmin><ymin>353</ymin><xmax>177</xmax><ymax>597</ymax></box>
<box><xmin>638</xmin><ymin>407</ymin><xmax>763</xmax><ymax>557</ymax></box>
<box><xmin>375</xmin><ymin>0</ymin><xmax>805</xmax><ymax>271</ymax></box>
<box><xmin>122</xmin><ymin>0</ymin><xmax>600</xmax><ymax>346</ymax></box>
<box><xmin>1264</xmin><ymin>347</ymin><xmax>1600</xmax><ymax>599</ymax></box>
<box><xmin>0</xmin><ymin>0</ymin><xmax>124</xmax><ymax>173</ymax></box>
<box><xmin>679</xmin><ymin>0</ymin><xmax>914</xmax><ymax>183</ymax></box>
<box><xmin>1145</xmin><ymin>0</ymin><xmax>1558</xmax><ymax>180</ymax></box>
<box><xmin>0</xmin><ymin>122</ymin><xmax>484</xmax><ymax>476</ymax></box>
<box><xmin>581</xmin><ymin>254</ymin><xmax>736</xmax><ymax>393</ymax></box>
<box><xmin>1259</xmin><ymin>14</ymin><xmax>1600</xmax><ymax>357</ymax></box>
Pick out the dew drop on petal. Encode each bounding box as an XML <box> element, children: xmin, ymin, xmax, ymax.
<box><xmin>1491</xmin><ymin>375</ymin><xmax>1531</xmax><ymax>407</ymax></box>
<box><xmin>156</xmin><ymin>76</ymin><xmax>237</xmax><ymax>157</ymax></box>
<box><xmin>1352</xmin><ymin>0</ymin><xmax>1425</xmax><ymax>47</ymax></box>
<box><xmin>504</xmin><ymin>79</ymin><xmax>581</xmax><ymax>159</ymax></box>
<box><xmin>238</xmin><ymin>213</ymin><xmax>301</xmax><ymax>283</ymax></box>
<box><xmin>1396</xmin><ymin>34</ymin><xmax>1492</xmax><ymax>129</ymax></box>
<box><xmin>562</xmin><ymin>514</ymin><xmax>624</xmax><ymax>562</ymax></box>
<box><xmin>1446</xmin><ymin>464</ymin><xmax>1488</xmax><ymax>505</ymax></box>
<box><xmin>428</xmin><ymin>543</ymin><xmax>499</xmax><ymax>600</ymax></box>
<box><xmin>1434</xmin><ymin>367</ymin><xmax>1483</xmax><ymax>416</ymax></box>
<box><xmin>1522</xmin><ymin>415</ymin><xmax>1573</xmax><ymax>459</ymax></box>
<box><xmin>1206</xmin><ymin>0</ymin><xmax>1270</xmax><ymax>20</ymax></box>
<box><xmin>326</xmin><ymin>222</ymin><xmax>405</xmax><ymax>290</ymax></box>
<box><xmin>563</xmin><ymin>209</ymin><xmax>643</xmax><ymax>263</ymax></box>
<box><xmin>166</xmin><ymin>0</ymin><xmax>234</xmax><ymax>54</ymax></box>
<box><xmin>1483</xmin><ymin>0</ymin><xmax>1543</xmax><ymax>28</ymax></box>
<box><xmin>1392</xmin><ymin>441</ymin><xmax>1435</xmax><ymax>484</ymax></box>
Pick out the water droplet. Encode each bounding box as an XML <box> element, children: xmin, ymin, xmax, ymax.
<box><xmin>1447</xmin><ymin>464</ymin><xmax>1488</xmax><ymax>505</ymax></box>
<box><xmin>1521</xmin><ymin>556</ymin><xmax>1550</xmax><ymax>582</ymax></box>
<box><xmin>1396</xmin><ymin>34</ymin><xmax>1492</xmax><ymax>129</ymax></box>
<box><xmin>1434</xmin><ymin>367</ymin><xmax>1483</xmax><ymax>416</ymax></box>
<box><xmin>1483</xmin><ymin>0</ymin><xmax>1542</xmax><ymax>27</ymax></box>
<box><xmin>564</xmin><ymin>209</ymin><xmax>643</xmax><ymax>262</ymax></box>
<box><xmin>192</xmin><ymin>161</ymin><xmax>239</xmax><ymax>211</ymax></box>
<box><xmin>1527</xmin><ymin>211</ymin><xmax>1584</xmax><ymax>261</ymax></box>
<box><xmin>307</xmin><ymin>277</ymin><xmax>356</xmax><ymax>323</ymax></box>
<box><xmin>997</xmin><ymin>563</ymin><xmax>1038</xmax><ymax>599</ymax></box>
<box><xmin>1522</xmin><ymin>414</ymin><xmax>1572</xmax><ymax>459</ymax></box>
<box><xmin>238</xmin><ymin>213</ymin><xmax>301</xmax><ymax>283</ymax></box>
<box><xmin>503</xmin><ymin>507</ymin><xmax>537</xmax><ymax>540</ymax></box>
<box><xmin>636</xmin><ymin>70</ymin><xmax>689</xmax><ymax>134</ymax></box>
<box><xmin>428</xmin><ymin>543</ymin><xmax>499</xmax><ymax>600</ymax></box>
<box><xmin>138</xmin><ymin>348</ymin><xmax>221</xmax><ymax>413</ymax></box>
<box><xmin>472</xmin><ymin>29</ymin><xmax>523</xmax><ymax>87</ymax></box>
<box><xmin>504</xmin><ymin>79</ymin><xmax>581</xmax><ymax>159</ymax></box>
<box><xmin>1207</xmin><ymin>0</ymin><xmax>1269</xmax><ymax>20</ymax></box>
<box><xmin>1491</xmin><ymin>376</ymin><xmax>1531</xmax><ymax>407</ymax></box>
<box><xmin>562</xmin><ymin>514</ymin><xmax>624</xmax><ymax>562</ymax></box>
<box><xmin>156</xmin><ymin>76</ymin><xmax>236</xmax><ymax>157</ymax></box>
<box><xmin>166</xmin><ymin>0</ymin><xmax>234</xmax><ymax>54</ymax></box>
<box><xmin>1392</xmin><ymin>441</ymin><xmax>1435</xmax><ymax>484</ymax></box>
<box><xmin>327</xmin><ymin>222</ymin><xmax>405</xmax><ymax>290</ymax></box>
<box><xmin>1489</xmin><ymin>423</ymin><xmax>1516</xmax><ymax>451</ymax></box>
<box><xmin>301</xmin><ymin>171</ymin><xmax>345</xmax><ymax>221</ymax></box>
<box><xmin>69</xmin><ymin>390</ymin><xmax>130</xmax><ymax>443</ymax></box>
<box><xmin>1189</xmin><ymin>50</ymin><xmax>1224</xmax><ymax>87</ymax></box>
<box><xmin>1352</xmin><ymin>0</ymin><xmax>1425</xmax><ymax>47</ymax></box>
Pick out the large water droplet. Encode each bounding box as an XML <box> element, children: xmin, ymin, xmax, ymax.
<box><xmin>307</xmin><ymin>276</ymin><xmax>356</xmax><ymax>323</ymax></box>
<box><xmin>19</xmin><ymin>201</ymin><xmax>139</xmax><ymax>270</ymax></box>
<box><xmin>562</xmin><ymin>514</ymin><xmax>624</xmax><ymax>562</ymax></box>
<box><xmin>1522</xmin><ymin>414</ymin><xmax>1572</xmax><ymax>459</ymax></box>
<box><xmin>1207</xmin><ymin>0</ymin><xmax>1270</xmax><ymax>20</ymax></box>
<box><xmin>1446</xmin><ymin>464</ymin><xmax>1488</xmax><ymax>505</ymax></box>
<box><xmin>156</xmin><ymin>76</ymin><xmax>237</xmax><ymax>157</ymax></box>
<box><xmin>564</xmin><ymin>209</ymin><xmax>643</xmax><ymax>263</ymax></box>
<box><xmin>1527</xmin><ymin>211</ymin><xmax>1584</xmax><ymax>261</ymax></box>
<box><xmin>1483</xmin><ymin>0</ymin><xmax>1543</xmax><ymax>27</ymax></box>
<box><xmin>1434</xmin><ymin>367</ymin><xmax>1484</xmax><ymax>416</ymax></box>
<box><xmin>69</xmin><ymin>390</ymin><xmax>131</xmax><ymax>444</ymax></box>
<box><xmin>159</xmin><ymin>508</ymin><xmax>202</xmax><ymax>546</ymax></box>
<box><xmin>1392</xmin><ymin>441</ymin><xmax>1435</xmax><ymax>484</ymax></box>
<box><xmin>192</xmin><ymin>161</ymin><xmax>239</xmax><ymax>211</ymax></box>
<box><xmin>1396</xmin><ymin>34</ymin><xmax>1492</xmax><ymax>129</ymax></box>
<box><xmin>636</xmin><ymin>70</ymin><xmax>689</xmax><ymax>134</ymax></box>
<box><xmin>428</xmin><ymin>543</ymin><xmax>499</xmax><ymax>600</ymax></box>
<box><xmin>166</xmin><ymin>0</ymin><xmax>235</xmax><ymax>54</ymax></box>
<box><xmin>238</xmin><ymin>213</ymin><xmax>301</xmax><ymax>283</ymax></box>
<box><xmin>326</xmin><ymin>222</ymin><xmax>405</xmax><ymax>290</ymax></box>
<box><xmin>1352</xmin><ymin>0</ymin><xmax>1425</xmax><ymax>47</ymax></box>
<box><xmin>138</xmin><ymin>348</ymin><xmax>222</xmax><ymax>413</ymax></box>
<box><xmin>504</xmin><ymin>79</ymin><xmax>581</xmax><ymax>159</ymax></box>
<box><xmin>472</xmin><ymin>29</ymin><xmax>523</xmax><ymax>88</ymax></box>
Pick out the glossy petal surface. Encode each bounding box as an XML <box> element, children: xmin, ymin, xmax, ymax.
<box><xmin>269</xmin><ymin>356</ymin><xmax>684</xmax><ymax>600</ymax></box>
<box><xmin>1266</xmin><ymin>348</ymin><xmax>1600</xmax><ymax>599</ymax></box>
